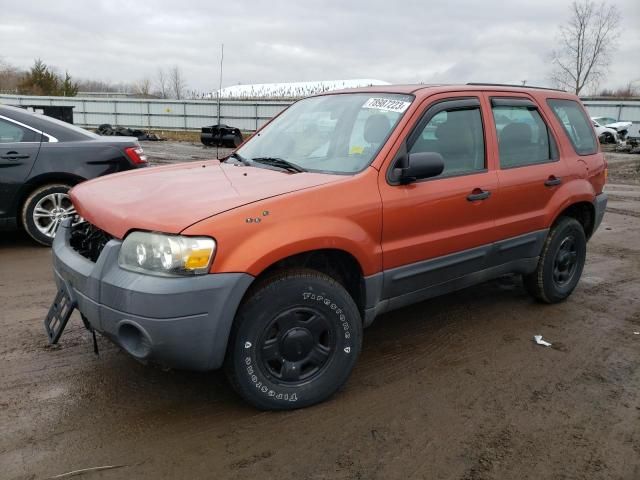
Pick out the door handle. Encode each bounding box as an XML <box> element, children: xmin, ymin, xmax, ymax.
<box><xmin>544</xmin><ymin>176</ymin><xmax>562</xmax><ymax>187</ymax></box>
<box><xmin>1</xmin><ymin>151</ymin><xmax>29</xmax><ymax>160</ymax></box>
<box><xmin>467</xmin><ymin>189</ymin><xmax>491</xmax><ymax>202</ymax></box>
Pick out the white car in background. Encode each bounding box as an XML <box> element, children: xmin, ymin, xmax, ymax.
<box><xmin>591</xmin><ymin>116</ymin><xmax>633</xmax><ymax>143</ymax></box>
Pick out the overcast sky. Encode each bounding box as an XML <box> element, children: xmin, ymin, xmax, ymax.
<box><xmin>1</xmin><ymin>0</ymin><xmax>638</xmax><ymax>94</ymax></box>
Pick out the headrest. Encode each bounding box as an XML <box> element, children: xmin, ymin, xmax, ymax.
<box><xmin>364</xmin><ymin>114</ymin><xmax>391</xmax><ymax>144</ymax></box>
<box><xmin>500</xmin><ymin>122</ymin><xmax>532</xmax><ymax>146</ymax></box>
<box><xmin>435</xmin><ymin>121</ymin><xmax>458</xmax><ymax>142</ymax></box>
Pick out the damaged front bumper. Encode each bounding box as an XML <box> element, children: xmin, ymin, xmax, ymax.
<box><xmin>50</xmin><ymin>220</ymin><xmax>253</xmax><ymax>371</ymax></box>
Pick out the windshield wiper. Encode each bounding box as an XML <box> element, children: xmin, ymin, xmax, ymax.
<box><xmin>224</xmin><ymin>152</ymin><xmax>252</xmax><ymax>166</ymax></box>
<box><xmin>251</xmin><ymin>157</ymin><xmax>306</xmax><ymax>173</ymax></box>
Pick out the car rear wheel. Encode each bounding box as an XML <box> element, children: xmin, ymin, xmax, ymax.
<box><xmin>523</xmin><ymin>217</ymin><xmax>586</xmax><ymax>303</ymax></box>
<box><xmin>225</xmin><ymin>269</ymin><xmax>362</xmax><ymax>410</ymax></box>
<box><xmin>21</xmin><ymin>184</ymin><xmax>76</xmax><ymax>246</ymax></box>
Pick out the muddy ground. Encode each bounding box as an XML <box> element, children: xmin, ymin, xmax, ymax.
<box><xmin>1</xmin><ymin>149</ymin><xmax>639</xmax><ymax>479</ymax></box>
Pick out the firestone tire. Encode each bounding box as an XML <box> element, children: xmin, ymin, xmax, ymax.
<box><xmin>523</xmin><ymin>217</ymin><xmax>586</xmax><ymax>303</ymax></box>
<box><xmin>225</xmin><ymin>269</ymin><xmax>362</xmax><ymax>410</ymax></box>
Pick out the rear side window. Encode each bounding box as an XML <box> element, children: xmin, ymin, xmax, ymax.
<box><xmin>491</xmin><ymin>105</ymin><xmax>555</xmax><ymax>168</ymax></box>
<box><xmin>409</xmin><ymin>107</ymin><xmax>485</xmax><ymax>178</ymax></box>
<box><xmin>0</xmin><ymin>118</ymin><xmax>40</xmax><ymax>143</ymax></box>
<box><xmin>547</xmin><ymin>99</ymin><xmax>597</xmax><ymax>155</ymax></box>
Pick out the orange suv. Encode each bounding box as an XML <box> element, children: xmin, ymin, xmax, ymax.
<box><xmin>47</xmin><ymin>84</ymin><xmax>607</xmax><ymax>410</ymax></box>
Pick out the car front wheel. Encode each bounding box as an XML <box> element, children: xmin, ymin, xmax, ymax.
<box><xmin>225</xmin><ymin>269</ymin><xmax>362</xmax><ymax>410</ymax></box>
<box><xmin>600</xmin><ymin>132</ymin><xmax>615</xmax><ymax>144</ymax></box>
<box><xmin>21</xmin><ymin>184</ymin><xmax>76</xmax><ymax>246</ymax></box>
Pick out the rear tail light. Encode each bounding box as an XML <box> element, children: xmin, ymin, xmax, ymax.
<box><xmin>124</xmin><ymin>146</ymin><xmax>148</xmax><ymax>165</ymax></box>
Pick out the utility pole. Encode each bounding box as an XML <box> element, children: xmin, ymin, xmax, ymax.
<box><xmin>215</xmin><ymin>43</ymin><xmax>224</xmax><ymax>160</ymax></box>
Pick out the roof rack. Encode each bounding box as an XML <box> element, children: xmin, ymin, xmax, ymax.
<box><xmin>466</xmin><ymin>82</ymin><xmax>565</xmax><ymax>92</ymax></box>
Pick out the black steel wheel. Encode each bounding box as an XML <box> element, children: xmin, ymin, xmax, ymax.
<box><xmin>523</xmin><ymin>217</ymin><xmax>586</xmax><ymax>303</ymax></box>
<box><xmin>552</xmin><ymin>235</ymin><xmax>579</xmax><ymax>287</ymax></box>
<box><xmin>225</xmin><ymin>269</ymin><xmax>362</xmax><ymax>410</ymax></box>
<box><xmin>257</xmin><ymin>306</ymin><xmax>335</xmax><ymax>385</ymax></box>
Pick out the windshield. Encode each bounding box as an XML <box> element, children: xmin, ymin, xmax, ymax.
<box><xmin>236</xmin><ymin>93</ymin><xmax>413</xmax><ymax>174</ymax></box>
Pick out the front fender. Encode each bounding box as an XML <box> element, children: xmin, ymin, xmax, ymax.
<box><xmin>216</xmin><ymin>215</ymin><xmax>381</xmax><ymax>276</ymax></box>
<box><xmin>181</xmin><ymin>169</ymin><xmax>383</xmax><ymax>277</ymax></box>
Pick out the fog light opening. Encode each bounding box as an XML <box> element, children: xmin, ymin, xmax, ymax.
<box><xmin>118</xmin><ymin>322</ymin><xmax>151</xmax><ymax>359</ymax></box>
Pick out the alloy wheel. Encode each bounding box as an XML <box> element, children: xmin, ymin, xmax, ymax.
<box><xmin>32</xmin><ymin>192</ymin><xmax>78</xmax><ymax>238</ymax></box>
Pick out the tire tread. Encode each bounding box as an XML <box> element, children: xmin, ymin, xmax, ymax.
<box><xmin>523</xmin><ymin>216</ymin><xmax>585</xmax><ymax>304</ymax></box>
<box><xmin>224</xmin><ymin>268</ymin><xmax>361</xmax><ymax>410</ymax></box>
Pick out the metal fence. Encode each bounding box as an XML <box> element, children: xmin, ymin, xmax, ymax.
<box><xmin>1</xmin><ymin>93</ymin><xmax>639</xmax><ymax>133</ymax></box>
<box><xmin>0</xmin><ymin>94</ymin><xmax>294</xmax><ymax>132</ymax></box>
<box><xmin>581</xmin><ymin>98</ymin><xmax>640</xmax><ymax>123</ymax></box>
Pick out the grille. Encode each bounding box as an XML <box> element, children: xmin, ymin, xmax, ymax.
<box><xmin>69</xmin><ymin>222</ymin><xmax>113</xmax><ymax>262</ymax></box>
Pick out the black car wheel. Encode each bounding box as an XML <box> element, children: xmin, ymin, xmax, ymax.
<box><xmin>225</xmin><ymin>269</ymin><xmax>362</xmax><ymax>410</ymax></box>
<box><xmin>523</xmin><ymin>217</ymin><xmax>586</xmax><ymax>303</ymax></box>
<box><xmin>21</xmin><ymin>184</ymin><xmax>76</xmax><ymax>246</ymax></box>
<box><xmin>600</xmin><ymin>132</ymin><xmax>615</xmax><ymax>144</ymax></box>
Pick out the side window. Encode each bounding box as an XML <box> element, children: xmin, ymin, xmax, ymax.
<box><xmin>491</xmin><ymin>105</ymin><xmax>555</xmax><ymax>168</ymax></box>
<box><xmin>0</xmin><ymin>118</ymin><xmax>40</xmax><ymax>143</ymax></box>
<box><xmin>409</xmin><ymin>107</ymin><xmax>485</xmax><ymax>178</ymax></box>
<box><xmin>547</xmin><ymin>99</ymin><xmax>597</xmax><ymax>156</ymax></box>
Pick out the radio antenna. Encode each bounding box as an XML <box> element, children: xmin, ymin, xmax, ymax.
<box><xmin>216</xmin><ymin>43</ymin><xmax>224</xmax><ymax>159</ymax></box>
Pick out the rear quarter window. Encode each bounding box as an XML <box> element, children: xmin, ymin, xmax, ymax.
<box><xmin>547</xmin><ymin>99</ymin><xmax>597</xmax><ymax>156</ymax></box>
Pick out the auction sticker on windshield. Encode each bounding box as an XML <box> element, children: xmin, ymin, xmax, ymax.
<box><xmin>363</xmin><ymin>97</ymin><xmax>411</xmax><ymax>113</ymax></box>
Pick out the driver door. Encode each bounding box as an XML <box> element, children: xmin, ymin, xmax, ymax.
<box><xmin>378</xmin><ymin>94</ymin><xmax>501</xmax><ymax>298</ymax></box>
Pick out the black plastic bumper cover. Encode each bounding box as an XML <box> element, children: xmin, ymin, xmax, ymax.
<box><xmin>593</xmin><ymin>192</ymin><xmax>608</xmax><ymax>233</ymax></box>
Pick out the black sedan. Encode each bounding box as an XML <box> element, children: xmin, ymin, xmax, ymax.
<box><xmin>0</xmin><ymin>105</ymin><xmax>147</xmax><ymax>245</ymax></box>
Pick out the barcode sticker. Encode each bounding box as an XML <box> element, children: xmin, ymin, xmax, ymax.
<box><xmin>363</xmin><ymin>98</ymin><xmax>411</xmax><ymax>113</ymax></box>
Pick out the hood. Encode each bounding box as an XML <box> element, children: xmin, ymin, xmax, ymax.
<box><xmin>603</xmin><ymin>121</ymin><xmax>632</xmax><ymax>131</ymax></box>
<box><xmin>70</xmin><ymin>160</ymin><xmax>341</xmax><ymax>238</ymax></box>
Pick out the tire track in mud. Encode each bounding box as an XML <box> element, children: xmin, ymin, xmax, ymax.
<box><xmin>606</xmin><ymin>206</ymin><xmax>640</xmax><ymax>219</ymax></box>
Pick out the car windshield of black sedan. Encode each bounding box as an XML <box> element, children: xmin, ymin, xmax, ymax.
<box><xmin>236</xmin><ymin>93</ymin><xmax>413</xmax><ymax>174</ymax></box>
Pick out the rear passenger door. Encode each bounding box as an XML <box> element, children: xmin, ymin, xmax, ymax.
<box><xmin>486</xmin><ymin>94</ymin><xmax>567</xmax><ymax>239</ymax></box>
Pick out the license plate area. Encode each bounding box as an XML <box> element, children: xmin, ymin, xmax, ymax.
<box><xmin>44</xmin><ymin>286</ymin><xmax>77</xmax><ymax>344</ymax></box>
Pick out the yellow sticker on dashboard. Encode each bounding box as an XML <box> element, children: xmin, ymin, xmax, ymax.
<box><xmin>350</xmin><ymin>146</ymin><xmax>364</xmax><ymax>154</ymax></box>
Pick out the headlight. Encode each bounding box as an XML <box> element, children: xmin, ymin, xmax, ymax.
<box><xmin>118</xmin><ymin>231</ymin><xmax>216</xmax><ymax>276</ymax></box>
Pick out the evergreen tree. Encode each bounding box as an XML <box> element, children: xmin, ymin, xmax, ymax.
<box><xmin>18</xmin><ymin>59</ymin><xmax>78</xmax><ymax>96</ymax></box>
<box><xmin>60</xmin><ymin>71</ymin><xmax>79</xmax><ymax>96</ymax></box>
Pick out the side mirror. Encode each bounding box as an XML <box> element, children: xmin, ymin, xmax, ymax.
<box><xmin>396</xmin><ymin>152</ymin><xmax>444</xmax><ymax>184</ymax></box>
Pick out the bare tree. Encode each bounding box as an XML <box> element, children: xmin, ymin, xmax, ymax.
<box><xmin>598</xmin><ymin>81</ymin><xmax>640</xmax><ymax>97</ymax></box>
<box><xmin>134</xmin><ymin>77</ymin><xmax>152</xmax><ymax>97</ymax></box>
<box><xmin>168</xmin><ymin>65</ymin><xmax>187</xmax><ymax>100</ymax></box>
<box><xmin>0</xmin><ymin>58</ymin><xmax>23</xmax><ymax>92</ymax></box>
<box><xmin>154</xmin><ymin>67</ymin><xmax>169</xmax><ymax>99</ymax></box>
<box><xmin>551</xmin><ymin>1</ymin><xmax>621</xmax><ymax>95</ymax></box>
<box><xmin>76</xmin><ymin>78</ymin><xmax>133</xmax><ymax>93</ymax></box>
